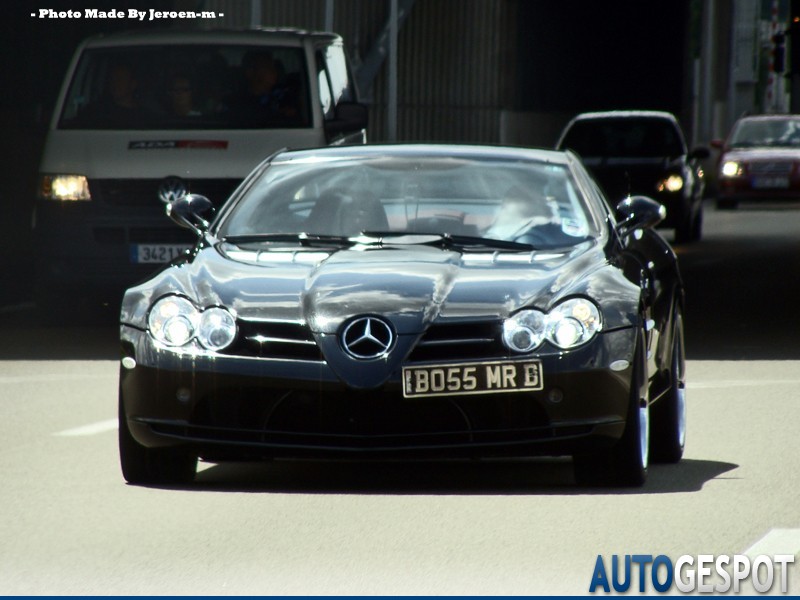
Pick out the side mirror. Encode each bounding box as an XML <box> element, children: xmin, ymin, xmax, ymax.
<box><xmin>167</xmin><ymin>194</ymin><xmax>214</xmax><ymax>234</ymax></box>
<box><xmin>325</xmin><ymin>102</ymin><xmax>368</xmax><ymax>141</ymax></box>
<box><xmin>709</xmin><ymin>139</ymin><xmax>725</xmax><ymax>150</ymax></box>
<box><xmin>615</xmin><ymin>195</ymin><xmax>666</xmax><ymax>238</ymax></box>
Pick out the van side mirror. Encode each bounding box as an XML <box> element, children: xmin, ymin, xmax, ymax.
<box><xmin>325</xmin><ymin>102</ymin><xmax>368</xmax><ymax>142</ymax></box>
<box><xmin>167</xmin><ymin>194</ymin><xmax>214</xmax><ymax>234</ymax></box>
<box><xmin>615</xmin><ymin>195</ymin><xmax>666</xmax><ymax>238</ymax></box>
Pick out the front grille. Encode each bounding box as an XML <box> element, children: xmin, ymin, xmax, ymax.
<box><xmin>90</xmin><ymin>178</ymin><xmax>240</xmax><ymax>207</ymax></box>
<box><xmin>407</xmin><ymin>321</ymin><xmax>505</xmax><ymax>362</ymax></box>
<box><xmin>748</xmin><ymin>162</ymin><xmax>793</xmax><ymax>175</ymax></box>
<box><xmin>225</xmin><ymin>320</ymin><xmax>323</xmax><ymax>361</ymax></box>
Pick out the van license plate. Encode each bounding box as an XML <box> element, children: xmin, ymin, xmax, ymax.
<box><xmin>402</xmin><ymin>360</ymin><xmax>543</xmax><ymax>398</ymax></box>
<box><xmin>130</xmin><ymin>244</ymin><xmax>190</xmax><ymax>264</ymax></box>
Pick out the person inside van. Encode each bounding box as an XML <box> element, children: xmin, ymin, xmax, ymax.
<box><xmin>226</xmin><ymin>50</ymin><xmax>299</xmax><ymax>126</ymax></box>
<box><xmin>81</xmin><ymin>61</ymin><xmax>152</xmax><ymax>127</ymax></box>
<box><xmin>167</xmin><ymin>74</ymin><xmax>201</xmax><ymax>118</ymax></box>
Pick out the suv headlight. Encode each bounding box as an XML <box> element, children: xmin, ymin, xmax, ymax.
<box><xmin>502</xmin><ymin>298</ymin><xmax>602</xmax><ymax>353</ymax></box>
<box><xmin>148</xmin><ymin>296</ymin><xmax>237</xmax><ymax>351</ymax></box>
<box><xmin>40</xmin><ymin>174</ymin><xmax>91</xmax><ymax>201</ymax></box>
<box><xmin>657</xmin><ymin>174</ymin><xmax>684</xmax><ymax>193</ymax></box>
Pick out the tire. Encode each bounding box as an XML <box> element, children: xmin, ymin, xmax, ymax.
<box><xmin>689</xmin><ymin>206</ymin><xmax>703</xmax><ymax>242</ymax></box>
<box><xmin>716</xmin><ymin>198</ymin><xmax>738</xmax><ymax>210</ymax></box>
<box><xmin>650</xmin><ymin>308</ymin><xmax>686</xmax><ymax>463</ymax></box>
<box><xmin>574</xmin><ymin>330</ymin><xmax>649</xmax><ymax>487</ymax></box>
<box><xmin>118</xmin><ymin>392</ymin><xmax>196</xmax><ymax>486</ymax></box>
<box><xmin>674</xmin><ymin>204</ymin><xmax>702</xmax><ymax>244</ymax></box>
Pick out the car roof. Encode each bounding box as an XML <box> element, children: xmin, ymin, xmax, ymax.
<box><xmin>270</xmin><ymin>144</ymin><xmax>574</xmax><ymax>166</ymax></box>
<box><xmin>735</xmin><ymin>114</ymin><xmax>800</xmax><ymax>122</ymax></box>
<box><xmin>567</xmin><ymin>110</ymin><xmax>679</xmax><ymax>123</ymax></box>
<box><xmin>80</xmin><ymin>27</ymin><xmax>341</xmax><ymax>48</ymax></box>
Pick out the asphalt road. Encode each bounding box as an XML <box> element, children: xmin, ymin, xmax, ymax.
<box><xmin>1</xmin><ymin>201</ymin><xmax>799</xmax><ymax>595</ymax></box>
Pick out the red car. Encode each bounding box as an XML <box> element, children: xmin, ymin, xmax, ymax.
<box><xmin>714</xmin><ymin>114</ymin><xmax>800</xmax><ymax>209</ymax></box>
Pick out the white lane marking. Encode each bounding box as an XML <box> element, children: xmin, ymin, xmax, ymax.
<box><xmin>688</xmin><ymin>380</ymin><xmax>800</xmax><ymax>390</ymax></box>
<box><xmin>0</xmin><ymin>373</ymin><xmax>111</xmax><ymax>384</ymax></box>
<box><xmin>54</xmin><ymin>419</ymin><xmax>118</xmax><ymax>437</ymax></box>
<box><xmin>742</xmin><ymin>529</ymin><xmax>800</xmax><ymax>558</ymax></box>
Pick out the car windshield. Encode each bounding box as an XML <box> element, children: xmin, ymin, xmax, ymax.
<box><xmin>560</xmin><ymin>117</ymin><xmax>685</xmax><ymax>158</ymax></box>
<box><xmin>216</xmin><ymin>154</ymin><xmax>599</xmax><ymax>248</ymax></box>
<box><xmin>728</xmin><ymin>118</ymin><xmax>800</xmax><ymax>148</ymax></box>
<box><xmin>58</xmin><ymin>44</ymin><xmax>311</xmax><ymax>130</ymax></box>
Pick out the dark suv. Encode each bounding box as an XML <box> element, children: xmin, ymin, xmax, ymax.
<box><xmin>556</xmin><ymin>110</ymin><xmax>708</xmax><ymax>243</ymax></box>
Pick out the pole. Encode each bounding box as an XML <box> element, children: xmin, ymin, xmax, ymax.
<box><xmin>387</xmin><ymin>0</ymin><xmax>398</xmax><ymax>142</ymax></box>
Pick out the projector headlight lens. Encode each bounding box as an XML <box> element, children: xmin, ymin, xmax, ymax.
<box><xmin>148</xmin><ymin>296</ymin><xmax>237</xmax><ymax>350</ymax></box>
<box><xmin>503</xmin><ymin>309</ymin><xmax>546</xmax><ymax>353</ymax></box>
<box><xmin>197</xmin><ymin>307</ymin><xmax>237</xmax><ymax>351</ymax></box>
<box><xmin>502</xmin><ymin>298</ymin><xmax>602</xmax><ymax>353</ymax></box>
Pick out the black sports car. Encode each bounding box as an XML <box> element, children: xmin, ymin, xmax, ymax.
<box><xmin>119</xmin><ymin>144</ymin><xmax>686</xmax><ymax>487</ymax></box>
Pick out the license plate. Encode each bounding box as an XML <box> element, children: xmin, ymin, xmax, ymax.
<box><xmin>751</xmin><ymin>176</ymin><xmax>789</xmax><ymax>189</ymax></box>
<box><xmin>130</xmin><ymin>244</ymin><xmax>190</xmax><ymax>264</ymax></box>
<box><xmin>402</xmin><ymin>360</ymin><xmax>543</xmax><ymax>399</ymax></box>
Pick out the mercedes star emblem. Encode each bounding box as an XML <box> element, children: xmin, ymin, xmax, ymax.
<box><xmin>341</xmin><ymin>316</ymin><xmax>395</xmax><ymax>360</ymax></box>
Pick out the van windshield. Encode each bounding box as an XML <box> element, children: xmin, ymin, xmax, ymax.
<box><xmin>58</xmin><ymin>44</ymin><xmax>311</xmax><ymax>130</ymax></box>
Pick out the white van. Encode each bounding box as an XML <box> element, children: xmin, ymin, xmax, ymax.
<box><xmin>33</xmin><ymin>28</ymin><xmax>367</xmax><ymax>309</ymax></box>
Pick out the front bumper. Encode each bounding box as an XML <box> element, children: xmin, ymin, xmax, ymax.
<box><xmin>717</xmin><ymin>176</ymin><xmax>800</xmax><ymax>202</ymax></box>
<box><xmin>120</xmin><ymin>325</ymin><xmax>638</xmax><ymax>460</ymax></box>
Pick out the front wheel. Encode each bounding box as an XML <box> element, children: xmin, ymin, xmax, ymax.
<box><xmin>119</xmin><ymin>393</ymin><xmax>197</xmax><ymax>486</ymax></box>
<box><xmin>574</xmin><ymin>330</ymin><xmax>649</xmax><ymax>487</ymax></box>
<box><xmin>650</xmin><ymin>308</ymin><xmax>686</xmax><ymax>463</ymax></box>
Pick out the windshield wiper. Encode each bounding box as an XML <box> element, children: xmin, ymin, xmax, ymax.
<box><xmin>222</xmin><ymin>233</ymin><xmax>355</xmax><ymax>247</ymax></box>
<box><xmin>360</xmin><ymin>231</ymin><xmax>536</xmax><ymax>251</ymax></box>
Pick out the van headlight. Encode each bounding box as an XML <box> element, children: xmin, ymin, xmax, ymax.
<box><xmin>502</xmin><ymin>298</ymin><xmax>602</xmax><ymax>353</ymax></box>
<box><xmin>148</xmin><ymin>296</ymin><xmax>237</xmax><ymax>351</ymax></box>
<box><xmin>40</xmin><ymin>174</ymin><xmax>91</xmax><ymax>201</ymax></box>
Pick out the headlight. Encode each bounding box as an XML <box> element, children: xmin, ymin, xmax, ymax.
<box><xmin>502</xmin><ymin>298</ymin><xmax>602</xmax><ymax>353</ymax></box>
<box><xmin>503</xmin><ymin>309</ymin><xmax>546</xmax><ymax>352</ymax></box>
<box><xmin>197</xmin><ymin>307</ymin><xmax>237</xmax><ymax>350</ymax></box>
<box><xmin>148</xmin><ymin>296</ymin><xmax>238</xmax><ymax>350</ymax></box>
<box><xmin>657</xmin><ymin>174</ymin><xmax>684</xmax><ymax>193</ymax></box>
<box><xmin>40</xmin><ymin>174</ymin><xmax>91</xmax><ymax>201</ymax></box>
<box><xmin>721</xmin><ymin>161</ymin><xmax>741</xmax><ymax>177</ymax></box>
<box><xmin>148</xmin><ymin>296</ymin><xmax>199</xmax><ymax>346</ymax></box>
<box><xmin>547</xmin><ymin>298</ymin><xmax>602</xmax><ymax>349</ymax></box>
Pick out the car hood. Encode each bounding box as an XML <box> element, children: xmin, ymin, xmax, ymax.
<box><xmin>122</xmin><ymin>238</ymin><xmax>638</xmax><ymax>335</ymax></box>
<box><xmin>720</xmin><ymin>147</ymin><xmax>800</xmax><ymax>162</ymax></box>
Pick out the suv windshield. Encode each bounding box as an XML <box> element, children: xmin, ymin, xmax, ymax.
<box><xmin>560</xmin><ymin>117</ymin><xmax>685</xmax><ymax>158</ymax></box>
<box><xmin>217</xmin><ymin>156</ymin><xmax>598</xmax><ymax>248</ymax></box>
<box><xmin>59</xmin><ymin>44</ymin><xmax>311</xmax><ymax>130</ymax></box>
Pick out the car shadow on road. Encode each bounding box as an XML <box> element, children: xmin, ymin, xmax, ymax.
<box><xmin>178</xmin><ymin>457</ymin><xmax>738</xmax><ymax>496</ymax></box>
